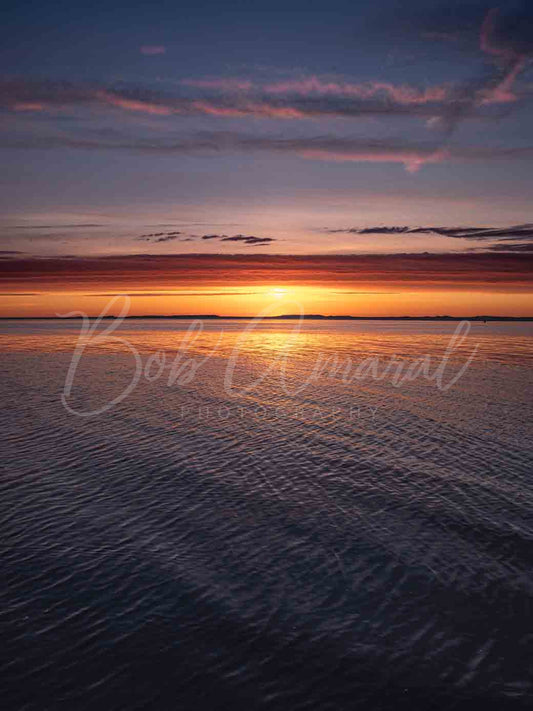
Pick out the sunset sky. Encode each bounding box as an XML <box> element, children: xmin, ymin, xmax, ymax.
<box><xmin>1</xmin><ymin>0</ymin><xmax>532</xmax><ymax>316</ymax></box>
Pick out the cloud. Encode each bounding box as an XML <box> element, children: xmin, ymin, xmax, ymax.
<box><xmin>154</xmin><ymin>235</ymin><xmax>182</xmax><ymax>243</ymax></box>
<box><xmin>84</xmin><ymin>291</ymin><xmax>263</xmax><ymax>296</ymax></box>
<box><xmin>327</xmin><ymin>227</ymin><xmax>413</xmax><ymax>234</ymax></box>
<box><xmin>263</xmin><ymin>77</ymin><xmax>450</xmax><ymax>105</ymax></box>
<box><xmin>2</xmin><ymin>253</ymin><xmax>531</xmax><ymax>293</ymax></box>
<box><xmin>136</xmin><ymin>232</ymin><xmax>276</xmax><ymax>245</ymax></box>
<box><xmin>136</xmin><ymin>231</ymin><xmax>183</xmax><ymax>243</ymax></box>
<box><xmin>483</xmin><ymin>242</ymin><xmax>533</xmax><ymax>252</ymax></box>
<box><xmin>325</xmin><ymin>224</ymin><xmax>533</xmax><ymax>242</ymax></box>
<box><xmin>5</xmin><ymin>128</ymin><xmax>533</xmax><ymax>171</ymax></box>
<box><xmin>221</xmin><ymin>235</ymin><xmax>276</xmax><ymax>245</ymax></box>
<box><xmin>477</xmin><ymin>8</ymin><xmax>529</xmax><ymax>105</ymax></box>
<box><xmin>1</xmin><ymin>87</ymin><xmax>489</xmax><ymax>120</ymax></box>
<box><xmin>0</xmin><ymin>4</ymin><xmax>530</xmax><ymax>198</ymax></box>
<box><xmin>95</xmin><ymin>89</ymin><xmax>173</xmax><ymax>115</ymax></box>
<box><xmin>4</xmin><ymin>127</ymin><xmax>533</xmax><ymax>171</ymax></box>
<box><xmin>299</xmin><ymin>147</ymin><xmax>447</xmax><ymax>172</ymax></box>
<box><xmin>430</xmin><ymin>7</ymin><xmax>532</xmax><ymax>146</ymax></box>
<box><xmin>10</xmin><ymin>102</ymin><xmax>46</xmax><ymax>111</ymax></box>
<box><xmin>1</xmin><ymin>9</ymin><xmax>531</xmax><ymax>176</ymax></box>
<box><xmin>140</xmin><ymin>46</ymin><xmax>166</xmax><ymax>55</ymax></box>
<box><xmin>12</xmin><ymin>223</ymin><xmax>104</xmax><ymax>229</ymax></box>
<box><xmin>184</xmin><ymin>74</ymin><xmax>452</xmax><ymax>106</ymax></box>
<box><xmin>2</xmin><ymin>78</ymin><xmax>452</xmax><ymax>119</ymax></box>
<box><xmin>360</xmin><ymin>227</ymin><xmax>412</xmax><ymax>234</ymax></box>
<box><xmin>480</xmin><ymin>8</ymin><xmax>521</xmax><ymax>62</ymax></box>
<box><xmin>2</xmin><ymin>50</ymin><xmax>526</xmax><ymax>123</ymax></box>
<box><xmin>200</xmin><ymin>234</ymin><xmax>276</xmax><ymax>245</ymax></box>
<box><xmin>324</xmin><ymin>223</ymin><xmax>533</xmax><ymax>254</ymax></box>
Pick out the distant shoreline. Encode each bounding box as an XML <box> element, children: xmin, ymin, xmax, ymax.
<box><xmin>1</xmin><ymin>316</ymin><xmax>532</xmax><ymax>322</ymax></box>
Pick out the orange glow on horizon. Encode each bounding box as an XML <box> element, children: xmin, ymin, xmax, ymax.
<box><xmin>1</xmin><ymin>252</ymin><xmax>531</xmax><ymax>317</ymax></box>
<box><xmin>1</xmin><ymin>286</ymin><xmax>531</xmax><ymax>318</ymax></box>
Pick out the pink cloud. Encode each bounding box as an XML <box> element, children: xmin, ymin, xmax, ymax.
<box><xmin>263</xmin><ymin>76</ymin><xmax>449</xmax><ymax>104</ymax></box>
<box><xmin>299</xmin><ymin>148</ymin><xmax>448</xmax><ymax>173</ymax></box>
<box><xmin>179</xmin><ymin>74</ymin><xmax>450</xmax><ymax>105</ymax></box>
<box><xmin>480</xmin><ymin>9</ymin><xmax>515</xmax><ymax>61</ymax></box>
<box><xmin>95</xmin><ymin>90</ymin><xmax>174</xmax><ymax>115</ymax></box>
<box><xmin>191</xmin><ymin>100</ymin><xmax>305</xmax><ymax>118</ymax></box>
<box><xmin>140</xmin><ymin>45</ymin><xmax>166</xmax><ymax>55</ymax></box>
<box><xmin>479</xmin><ymin>56</ymin><xmax>526</xmax><ymax>104</ymax></box>
<box><xmin>11</xmin><ymin>102</ymin><xmax>45</xmax><ymax>112</ymax></box>
<box><xmin>478</xmin><ymin>8</ymin><xmax>528</xmax><ymax>105</ymax></box>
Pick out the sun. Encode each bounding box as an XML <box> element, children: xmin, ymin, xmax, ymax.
<box><xmin>269</xmin><ymin>287</ymin><xmax>289</xmax><ymax>299</ymax></box>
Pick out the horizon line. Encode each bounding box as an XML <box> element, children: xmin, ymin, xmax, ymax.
<box><xmin>1</xmin><ymin>315</ymin><xmax>532</xmax><ymax>321</ymax></box>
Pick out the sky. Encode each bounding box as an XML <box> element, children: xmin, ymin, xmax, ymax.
<box><xmin>1</xmin><ymin>0</ymin><xmax>532</xmax><ymax>316</ymax></box>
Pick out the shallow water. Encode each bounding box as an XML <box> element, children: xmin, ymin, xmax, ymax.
<box><xmin>1</xmin><ymin>319</ymin><xmax>532</xmax><ymax>710</ymax></box>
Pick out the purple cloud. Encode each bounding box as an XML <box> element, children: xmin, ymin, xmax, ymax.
<box><xmin>140</xmin><ymin>45</ymin><xmax>166</xmax><ymax>56</ymax></box>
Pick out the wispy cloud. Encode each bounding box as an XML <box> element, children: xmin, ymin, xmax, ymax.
<box><xmin>2</xmin><ymin>81</ymin><xmax>514</xmax><ymax>120</ymax></box>
<box><xmin>136</xmin><ymin>231</ymin><xmax>183</xmax><ymax>243</ymax></box>
<box><xmin>431</xmin><ymin>7</ymin><xmax>532</xmax><ymax>147</ymax></box>
<box><xmin>325</xmin><ymin>224</ymin><xmax>533</xmax><ymax>250</ymax></box>
<box><xmin>12</xmin><ymin>223</ymin><xmax>104</xmax><ymax>229</ymax></box>
<box><xmin>264</xmin><ymin>77</ymin><xmax>450</xmax><ymax>104</ymax></box>
<box><xmin>477</xmin><ymin>8</ymin><xmax>529</xmax><ymax>105</ymax></box>
<box><xmin>95</xmin><ymin>89</ymin><xmax>173</xmax><ymax>115</ymax></box>
<box><xmin>1</xmin><ymin>10</ymin><xmax>531</xmax><ymax>175</ymax></box>
<box><xmin>182</xmin><ymin>75</ymin><xmax>451</xmax><ymax>105</ymax></box>
<box><xmin>6</xmin><ymin>129</ymin><xmax>533</xmax><ymax>171</ymax></box>
<box><xmin>135</xmin><ymin>231</ymin><xmax>277</xmax><ymax>245</ymax></box>
<box><xmin>153</xmin><ymin>235</ymin><xmax>182</xmax><ymax>243</ymax></box>
<box><xmin>220</xmin><ymin>235</ymin><xmax>276</xmax><ymax>245</ymax></box>
<box><xmin>3</xmin><ymin>78</ymin><xmax>453</xmax><ymax>118</ymax></box>
<box><xmin>140</xmin><ymin>45</ymin><xmax>166</xmax><ymax>55</ymax></box>
<box><xmin>202</xmin><ymin>234</ymin><xmax>276</xmax><ymax>245</ymax></box>
<box><xmin>85</xmin><ymin>290</ymin><xmax>263</xmax><ymax>296</ymax></box>
<box><xmin>326</xmin><ymin>224</ymin><xmax>533</xmax><ymax>241</ymax></box>
<box><xmin>3</xmin><ymin>29</ymin><xmax>528</xmax><ymax>126</ymax></box>
<box><xmin>299</xmin><ymin>146</ymin><xmax>447</xmax><ymax>173</ymax></box>
<box><xmin>2</xmin><ymin>253</ymin><xmax>531</xmax><ymax>292</ymax></box>
<box><xmin>483</xmin><ymin>243</ymin><xmax>533</xmax><ymax>252</ymax></box>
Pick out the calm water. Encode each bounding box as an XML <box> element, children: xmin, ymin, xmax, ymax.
<box><xmin>1</xmin><ymin>319</ymin><xmax>532</xmax><ymax>710</ymax></box>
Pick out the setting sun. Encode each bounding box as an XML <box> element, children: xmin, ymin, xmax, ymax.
<box><xmin>270</xmin><ymin>287</ymin><xmax>289</xmax><ymax>299</ymax></box>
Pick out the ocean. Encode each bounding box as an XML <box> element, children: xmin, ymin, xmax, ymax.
<box><xmin>1</xmin><ymin>318</ymin><xmax>532</xmax><ymax>710</ymax></box>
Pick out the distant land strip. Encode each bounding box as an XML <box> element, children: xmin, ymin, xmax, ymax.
<box><xmin>1</xmin><ymin>316</ymin><xmax>532</xmax><ymax>321</ymax></box>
